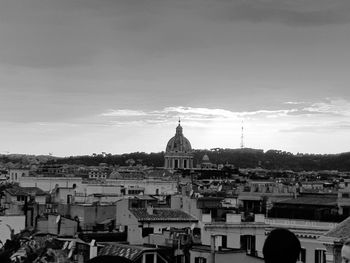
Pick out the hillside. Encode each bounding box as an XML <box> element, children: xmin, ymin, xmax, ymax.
<box><xmin>31</xmin><ymin>148</ymin><xmax>350</xmax><ymax>171</ymax></box>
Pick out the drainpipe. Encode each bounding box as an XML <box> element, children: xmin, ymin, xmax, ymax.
<box><xmin>211</xmin><ymin>235</ymin><xmax>216</xmax><ymax>263</ymax></box>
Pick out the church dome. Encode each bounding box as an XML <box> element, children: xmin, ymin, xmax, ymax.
<box><xmin>202</xmin><ymin>154</ymin><xmax>210</xmax><ymax>163</ymax></box>
<box><xmin>166</xmin><ymin>121</ymin><xmax>192</xmax><ymax>153</ymax></box>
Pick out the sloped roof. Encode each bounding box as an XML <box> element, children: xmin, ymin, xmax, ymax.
<box><xmin>130</xmin><ymin>208</ymin><xmax>197</xmax><ymax>222</ymax></box>
<box><xmin>98</xmin><ymin>244</ymin><xmax>159</xmax><ymax>260</ymax></box>
<box><xmin>134</xmin><ymin>195</ymin><xmax>155</xmax><ymax>201</ymax></box>
<box><xmin>323</xmin><ymin>216</ymin><xmax>350</xmax><ymax>240</ymax></box>
<box><xmin>146</xmin><ymin>169</ymin><xmax>172</xmax><ymax>178</ymax></box>
<box><xmin>275</xmin><ymin>196</ymin><xmax>337</xmax><ymax>206</ymax></box>
<box><xmin>6</xmin><ymin>186</ymin><xmax>47</xmax><ymax>196</ymax></box>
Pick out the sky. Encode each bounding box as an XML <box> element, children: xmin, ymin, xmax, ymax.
<box><xmin>1</xmin><ymin>0</ymin><xmax>350</xmax><ymax>156</ymax></box>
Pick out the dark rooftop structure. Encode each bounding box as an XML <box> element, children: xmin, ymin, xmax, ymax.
<box><xmin>270</xmin><ymin>193</ymin><xmax>339</xmax><ymax>222</ymax></box>
<box><xmin>130</xmin><ymin>208</ymin><xmax>197</xmax><ymax>222</ymax></box>
<box><xmin>5</xmin><ymin>186</ymin><xmax>47</xmax><ymax>196</ymax></box>
<box><xmin>98</xmin><ymin>243</ymin><xmax>172</xmax><ymax>262</ymax></box>
<box><xmin>277</xmin><ymin>195</ymin><xmax>337</xmax><ymax>206</ymax></box>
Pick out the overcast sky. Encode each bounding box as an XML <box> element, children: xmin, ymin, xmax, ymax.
<box><xmin>1</xmin><ymin>0</ymin><xmax>350</xmax><ymax>156</ymax></box>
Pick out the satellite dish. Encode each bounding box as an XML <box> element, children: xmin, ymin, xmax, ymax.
<box><xmin>55</xmin><ymin>215</ymin><xmax>61</xmax><ymax>224</ymax></box>
<box><xmin>190</xmin><ymin>190</ymin><xmax>194</xmax><ymax>196</ymax></box>
<box><xmin>68</xmin><ymin>241</ymin><xmax>75</xmax><ymax>250</ymax></box>
<box><xmin>63</xmin><ymin>241</ymin><xmax>69</xmax><ymax>250</ymax></box>
<box><xmin>190</xmin><ymin>223</ymin><xmax>196</xmax><ymax>231</ymax></box>
<box><xmin>218</xmin><ymin>185</ymin><xmax>222</xmax><ymax>191</ymax></box>
<box><xmin>90</xmin><ymin>239</ymin><xmax>96</xmax><ymax>247</ymax></box>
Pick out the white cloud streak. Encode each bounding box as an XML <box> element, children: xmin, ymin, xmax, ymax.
<box><xmin>302</xmin><ymin>98</ymin><xmax>350</xmax><ymax>116</ymax></box>
<box><xmin>101</xmin><ymin>109</ymin><xmax>148</xmax><ymax>117</ymax></box>
<box><xmin>2</xmin><ymin>98</ymin><xmax>350</xmax><ymax>155</ymax></box>
<box><xmin>100</xmin><ymin>106</ymin><xmax>300</xmax><ymax>123</ymax></box>
<box><xmin>97</xmin><ymin>99</ymin><xmax>350</xmax><ymax>135</ymax></box>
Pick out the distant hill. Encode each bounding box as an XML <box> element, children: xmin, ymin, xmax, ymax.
<box><xmin>40</xmin><ymin>148</ymin><xmax>350</xmax><ymax>172</ymax></box>
<box><xmin>0</xmin><ymin>154</ymin><xmax>58</xmax><ymax>168</ymax></box>
<box><xmin>1</xmin><ymin>149</ymin><xmax>350</xmax><ymax>171</ymax></box>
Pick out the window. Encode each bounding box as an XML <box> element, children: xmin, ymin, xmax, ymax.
<box><xmin>184</xmin><ymin>160</ymin><xmax>187</xmax><ymax>169</ymax></box>
<box><xmin>174</xmin><ymin>160</ymin><xmax>179</xmax><ymax>169</ymax></box>
<box><xmin>175</xmin><ymin>255</ymin><xmax>184</xmax><ymax>263</ymax></box>
<box><xmin>142</xmin><ymin>227</ymin><xmax>154</xmax><ymax>237</ymax></box>
<box><xmin>17</xmin><ymin>195</ymin><xmax>26</xmax><ymax>202</ymax></box>
<box><xmin>343</xmin><ymin>193</ymin><xmax>350</xmax><ymax>198</ymax></box>
<box><xmin>221</xmin><ymin>235</ymin><xmax>227</xmax><ymax>248</ymax></box>
<box><xmin>240</xmin><ymin>235</ymin><xmax>256</xmax><ymax>255</ymax></box>
<box><xmin>67</xmin><ymin>195</ymin><xmax>72</xmax><ymax>204</ymax></box>
<box><xmin>145</xmin><ymin>254</ymin><xmax>154</xmax><ymax>263</ymax></box>
<box><xmin>193</xmin><ymin>227</ymin><xmax>201</xmax><ymax>237</ymax></box>
<box><xmin>343</xmin><ymin>207</ymin><xmax>350</xmax><ymax>216</ymax></box>
<box><xmin>298</xmin><ymin>248</ymin><xmax>306</xmax><ymax>263</ymax></box>
<box><xmin>195</xmin><ymin>257</ymin><xmax>206</xmax><ymax>263</ymax></box>
<box><xmin>315</xmin><ymin>249</ymin><xmax>326</xmax><ymax>263</ymax></box>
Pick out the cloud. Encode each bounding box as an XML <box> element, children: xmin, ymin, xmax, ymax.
<box><xmin>99</xmin><ymin>106</ymin><xmax>300</xmax><ymax>127</ymax></box>
<box><xmin>205</xmin><ymin>0</ymin><xmax>350</xmax><ymax>26</ymax></box>
<box><xmin>276</xmin><ymin>98</ymin><xmax>350</xmax><ymax>133</ymax></box>
<box><xmin>280</xmin><ymin>122</ymin><xmax>350</xmax><ymax>133</ymax></box>
<box><xmin>284</xmin><ymin>101</ymin><xmax>307</xmax><ymax>105</ymax></box>
<box><xmin>3</xmin><ymin>99</ymin><xmax>350</xmax><ymax>155</ymax></box>
<box><xmin>302</xmin><ymin>98</ymin><xmax>350</xmax><ymax>116</ymax></box>
<box><xmin>101</xmin><ymin>109</ymin><xmax>148</xmax><ymax>117</ymax></box>
<box><xmin>1</xmin><ymin>0</ymin><xmax>350</xmax><ymax>69</ymax></box>
<box><xmin>98</xmin><ymin>100</ymin><xmax>350</xmax><ymax>140</ymax></box>
<box><xmin>4</xmin><ymin>99</ymin><xmax>349</xmax><ymax>138</ymax></box>
<box><xmin>5</xmin><ymin>98</ymin><xmax>349</xmax><ymax>129</ymax></box>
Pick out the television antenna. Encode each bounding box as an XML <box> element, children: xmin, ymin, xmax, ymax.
<box><xmin>240</xmin><ymin>120</ymin><xmax>244</xmax><ymax>149</ymax></box>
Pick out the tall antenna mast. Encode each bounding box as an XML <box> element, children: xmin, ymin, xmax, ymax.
<box><xmin>240</xmin><ymin>120</ymin><xmax>244</xmax><ymax>149</ymax></box>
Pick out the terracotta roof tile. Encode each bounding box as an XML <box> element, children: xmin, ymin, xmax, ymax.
<box><xmin>275</xmin><ymin>196</ymin><xmax>337</xmax><ymax>206</ymax></box>
<box><xmin>98</xmin><ymin>244</ymin><xmax>155</xmax><ymax>260</ymax></box>
<box><xmin>324</xmin><ymin>216</ymin><xmax>350</xmax><ymax>240</ymax></box>
<box><xmin>6</xmin><ymin>186</ymin><xmax>47</xmax><ymax>196</ymax></box>
<box><xmin>130</xmin><ymin>208</ymin><xmax>197</xmax><ymax>222</ymax></box>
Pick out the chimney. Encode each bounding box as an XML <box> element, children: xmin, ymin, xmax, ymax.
<box><xmin>89</xmin><ymin>240</ymin><xmax>97</xmax><ymax>259</ymax></box>
<box><xmin>211</xmin><ymin>235</ymin><xmax>216</xmax><ymax>252</ymax></box>
<box><xmin>147</xmin><ymin>206</ymin><xmax>154</xmax><ymax>215</ymax></box>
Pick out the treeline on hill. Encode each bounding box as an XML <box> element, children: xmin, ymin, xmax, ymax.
<box><xmin>41</xmin><ymin>148</ymin><xmax>350</xmax><ymax>171</ymax></box>
<box><xmin>0</xmin><ymin>154</ymin><xmax>55</xmax><ymax>167</ymax></box>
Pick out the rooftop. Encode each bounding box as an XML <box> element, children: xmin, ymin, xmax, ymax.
<box><xmin>275</xmin><ymin>195</ymin><xmax>337</xmax><ymax>206</ymax></box>
<box><xmin>98</xmin><ymin>244</ymin><xmax>165</xmax><ymax>261</ymax></box>
<box><xmin>322</xmin><ymin>216</ymin><xmax>350</xmax><ymax>241</ymax></box>
<box><xmin>6</xmin><ymin>186</ymin><xmax>47</xmax><ymax>196</ymax></box>
<box><xmin>191</xmin><ymin>244</ymin><xmax>243</xmax><ymax>253</ymax></box>
<box><xmin>130</xmin><ymin>208</ymin><xmax>197</xmax><ymax>222</ymax></box>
